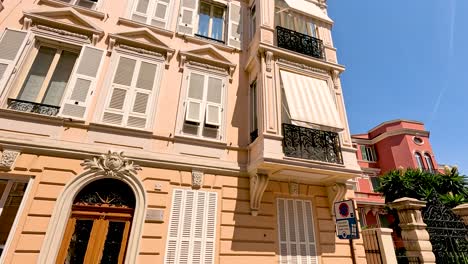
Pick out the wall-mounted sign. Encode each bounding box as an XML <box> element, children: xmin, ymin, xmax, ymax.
<box><xmin>146</xmin><ymin>209</ymin><xmax>164</xmax><ymax>222</ymax></box>
<box><xmin>334</xmin><ymin>200</ymin><xmax>359</xmax><ymax>239</ymax></box>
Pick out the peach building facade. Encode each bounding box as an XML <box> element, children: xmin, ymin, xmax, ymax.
<box><xmin>0</xmin><ymin>0</ymin><xmax>365</xmax><ymax>263</ymax></box>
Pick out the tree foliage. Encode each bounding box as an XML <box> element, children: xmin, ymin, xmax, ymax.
<box><xmin>377</xmin><ymin>167</ymin><xmax>468</xmax><ymax>207</ymax></box>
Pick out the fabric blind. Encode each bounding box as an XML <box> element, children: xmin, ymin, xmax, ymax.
<box><xmin>280</xmin><ymin>70</ymin><xmax>343</xmax><ymax>131</ymax></box>
<box><xmin>283</xmin><ymin>0</ymin><xmax>333</xmax><ymax>23</ymax></box>
<box><xmin>277</xmin><ymin>198</ymin><xmax>318</xmax><ymax>264</ymax></box>
<box><xmin>0</xmin><ymin>29</ymin><xmax>29</xmax><ymax>98</ymax></box>
<box><xmin>164</xmin><ymin>189</ymin><xmax>217</xmax><ymax>264</ymax></box>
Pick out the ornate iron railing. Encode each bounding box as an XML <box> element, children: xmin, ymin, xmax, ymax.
<box><xmin>7</xmin><ymin>99</ymin><xmax>60</xmax><ymax>116</ymax></box>
<box><xmin>276</xmin><ymin>26</ymin><xmax>325</xmax><ymax>60</ymax></box>
<box><xmin>282</xmin><ymin>123</ymin><xmax>343</xmax><ymax>164</ymax></box>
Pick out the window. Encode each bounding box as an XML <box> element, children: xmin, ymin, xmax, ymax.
<box><xmin>180</xmin><ymin>70</ymin><xmax>225</xmax><ymax>140</ymax></box>
<box><xmin>277</xmin><ymin>198</ymin><xmax>318</xmax><ymax>264</ymax></box>
<box><xmin>415</xmin><ymin>152</ymin><xmax>425</xmax><ymax>169</ymax></box>
<box><xmin>275</xmin><ymin>0</ymin><xmax>318</xmax><ymax>38</ymax></box>
<box><xmin>164</xmin><ymin>189</ymin><xmax>217</xmax><ymax>264</ymax></box>
<box><xmin>58</xmin><ymin>0</ymin><xmax>100</xmax><ymax>10</ymax></box>
<box><xmin>370</xmin><ymin>177</ymin><xmax>380</xmax><ymax>192</ymax></box>
<box><xmin>250</xmin><ymin>81</ymin><xmax>258</xmax><ymax>142</ymax></box>
<box><xmin>16</xmin><ymin>45</ymin><xmax>79</xmax><ymax>106</ymax></box>
<box><xmin>360</xmin><ymin>145</ymin><xmax>377</xmax><ymax>162</ymax></box>
<box><xmin>101</xmin><ymin>54</ymin><xmax>160</xmax><ymax>130</ymax></box>
<box><xmin>196</xmin><ymin>1</ymin><xmax>226</xmax><ymax>42</ymax></box>
<box><xmin>424</xmin><ymin>153</ymin><xmax>434</xmax><ymax>172</ymax></box>
<box><xmin>249</xmin><ymin>4</ymin><xmax>256</xmax><ymax>40</ymax></box>
<box><xmin>0</xmin><ymin>178</ymin><xmax>29</xmax><ymax>257</ymax></box>
<box><xmin>131</xmin><ymin>0</ymin><xmax>172</xmax><ymax>29</ymax></box>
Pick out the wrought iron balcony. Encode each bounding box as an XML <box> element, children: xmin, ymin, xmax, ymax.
<box><xmin>7</xmin><ymin>99</ymin><xmax>60</xmax><ymax>116</ymax></box>
<box><xmin>276</xmin><ymin>26</ymin><xmax>325</xmax><ymax>60</ymax></box>
<box><xmin>282</xmin><ymin>123</ymin><xmax>343</xmax><ymax>164</ymax></box>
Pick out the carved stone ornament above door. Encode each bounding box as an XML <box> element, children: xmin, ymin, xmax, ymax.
<box><xmin>81</xmin><ymin>151</ymin><xmax>141</xmax><ymax>177</ymax></box>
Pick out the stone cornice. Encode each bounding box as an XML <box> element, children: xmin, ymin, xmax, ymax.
<box><xmin>352</xmin><ymin>128</ymin><xmax>430</xmax><ymax>145</ymax></box>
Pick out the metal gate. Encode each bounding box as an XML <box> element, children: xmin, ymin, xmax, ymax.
<box><xmin>423</xmin><ymin>199</ymin><xmax>468</xmax><ymax>263</ymax></box>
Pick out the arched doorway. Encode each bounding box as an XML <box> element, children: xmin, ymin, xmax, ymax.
<box><xmin>56</xmin><ymin>179</ymin><xmax>135</xmax><ymax>264</ymax></box>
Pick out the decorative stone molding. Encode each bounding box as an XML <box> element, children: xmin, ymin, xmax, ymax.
<box><xmin>289</xmin><ymin>182</ymin><xmax>299</xmax><ymax>196</ymax></box>
<box><xmin>191</xmin><ymin>170</ymin><xmax>204</xmax><ymax>189</ymax></box>
<box><xmin>265</xmin><ymin>51</ymin><xmax>273</xmax><ymax>72</ymax></box>
<box><xmin>277</xmin><ymin>58</ymin><xmax>328</xmax><ymax>74</ymax></box>
<box><xmin>0</xmin><ymin>150</ymin><xmax>20</xmax><ymax>170</ymax></box>
<box><xmin>452</xmin><ymin>203</ymin><xmax>468</xmax><ymax>225</ymax></box>
<box><xmin>250</xmin><ymin>173</ymin><xmax>269</xmax><ymax>216</ymax></box>
<box><xmin>81</xmin><ymin>151</ymin><xmax>141</xmax><ymax>178</ymax></box>
<box><xmin>326</xmin><ymin>183</ymin><xmax>347</xmax><ymax>216</ymax></box>
<box><xmin>389</xmin><ymin>197</ymin><xmax>436</xmax><ymax>264</ymax></box>
<box><xmin>119</xmin><ymin>44</ymin><xmax>164</xmax><ymax>58</ymax></box>
<box><xmin>35</xmin><ymin>24</ymin><xmax>89</xmax><ymax>40</ymax></box>
<box><xmin>331</xmin><ymin>70</ymin><xmax>342</xmax><ymax>89</ymax></box>
<box><xmin>23</xmin><ymin>17</ymin><xmax>32</xmax><ymax>30</ymax></box>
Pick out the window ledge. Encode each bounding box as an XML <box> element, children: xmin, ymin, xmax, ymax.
<box><xmin>118</xmin><ymin>17</ymin><xmax>175</xmax><ymax>38</ymax></box>
<box><xmin>177</xmin><ymin>33</ymin><xmax>237</xmax><ymax>53</ymax></box>
<box><xmin>174</xmin><ymin>134</ymin><xmax>228</xmax><ymax>149</ymax></box>
<box><xmin>89</xmin><ymin>122</ymin><xmax>153</xmax><ymax>137</ymax></box>
<box><xmin>283</xmin><ymin>156</ymin><xmax>346</xmax><ymax>168</ymax></box>
<box><xmin>39</xmin><ymin>0</ymin><xmax>106</xmax><ymax>20</ymax></box>
<box><xmin>0</xmin><ymin>108</ymin><xmax>86</xmax><ymax>126</ymax></box>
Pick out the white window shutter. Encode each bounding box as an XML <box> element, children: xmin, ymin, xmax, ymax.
<box><xmin>205</xmin><ymin>103</ymin><xmax>221</xmax><ymax>126</ymax></box>
<box><xmin>185</xmin><ymin>72</ymin><xmax>205</xmax><ymax>124</ymax></box>
<box><xmin>0</xmin><ymin>29</ymin><xmax>29</xmax><ymax>98</ymax></box>
<box><xmin>204</xmin><ymin>192</ymin><xmax>217</xmax><ymax>264</ymax></box>
<box><xmin>165</xmin><ymin>189</ymin><xmax>184</xmax><ymax>264</ymax></box>
<box><xmin>178</xmin><ymin>0</ymin><xmax>198</xmax><ymax>35</ymax></box>
<box><xmin>205</xmin><ymin>77</ymin><xmax>222</xmax><ymax>127</ymax></box>
<box><xmin>228</xmin><ymin>1</ymin><xmax>242</xmax><ymax>49</ymax></box>
<box><xmin>152</xmin><ymin>0</ymin><xmax>172</xmax><ymax>29</ymax></box>
<box><xmin>60</xmin><ymin>45</ymin><xmax>104</xmax><ymax>119</ymax></box>
<box><xmin>131</xmin><ymin>0</ymin><xmax>150</xmax><ymax>24</ymax></box>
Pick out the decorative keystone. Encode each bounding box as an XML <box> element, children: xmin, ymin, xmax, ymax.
<box><xmin>81</xmin><ymin>151</ymin><xmax>141</xmax><ymax>177</ymax></box>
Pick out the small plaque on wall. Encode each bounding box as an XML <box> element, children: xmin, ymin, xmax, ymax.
<box><xmin>146</xmin><ymin>209</ymin><xmax>164</xmax><ymax>222</ymax></box>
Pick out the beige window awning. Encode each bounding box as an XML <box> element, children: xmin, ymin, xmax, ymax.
<box><xmin>283</xmin><ymin>0</ymin><xmax>333</xmax><ymax>24</ymax></box>
<box><xmin>280</xmin><ymin>70</ymin><xmax>343</xmax><ymax>131</ymax></box>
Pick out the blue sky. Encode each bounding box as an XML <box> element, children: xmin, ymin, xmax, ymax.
<box><xmin>327</xmin><ymin>0</ymin><xmax>467</xmax><ymax>174</ymax></box>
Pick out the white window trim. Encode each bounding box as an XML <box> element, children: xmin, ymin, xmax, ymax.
<box><xmin>195</xmin><ymin>0</ymin><xmax>227</xmax><ymax>42</ymax></box>
<box><xmin>249</xmin><ymin>4</ymin><xmax>256</xmax><ymax>40</ymax></box>
<box><xmin>176</xmin><ymin>66</ymin><xmax>228</xmax><ymax>142</ymax></box>
<box><xmin>96</xmin><ymin>49</ymin><xmax>164</xmax><ymax>131</ymax></box>
<box><xmin>0</xmin><ymin>176</ymin><xmax>34</xmax><ymax>264</ymax></box>
<box><xmin>129</xmin><ymin>0</ymin><xmax>174</xmax><ymax>30</ymax></box>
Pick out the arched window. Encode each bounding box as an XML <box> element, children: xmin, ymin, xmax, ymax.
<box><xmin>57</xmin><ymin>179</ymin><xmax>135</xmax><ymax>264</ymax></box>
<box><xmin>424</xmin><ymin>153</ymin><xmax>434</xmax><ymax>172</ymax></box>
<box><xmin>415</xmin><ymin>152</ymin><xmax>425</xmax><ymax>169</ymax></box>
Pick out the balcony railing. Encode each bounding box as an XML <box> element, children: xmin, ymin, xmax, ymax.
<box><xmin>282</xmin><ymin>123</ymin><xmax>343</xmax><ymax>164</ymax></box>
<box><xmin>7</xmin><ymin>99</ymin><xmax>60</xmax><ymax>116</ymax></box>
<box><xmin>276</xmin><ymin>26</ymin><xmax>325</xmax><ymax>60</ymax></box>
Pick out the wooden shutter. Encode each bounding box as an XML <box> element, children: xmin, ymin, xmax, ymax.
<box><xmin>127</xmin><ymin>61</ymin><xmax>158</xmax><ymax>129</ymax></box>
<box><xmin>102</xmin><ymin>56</ymin><xmax>136</xmax><ymax>126</ymax></box>
<box><xmin>205</xmin><ymin>76</ymin><xmax>222</xmax><ymax>127</ymax></box>
<box><xmin>60</xmin><ymin>45</ymin><xmax>105</xmax><ymax>119</ymax></box>
<box><xmin>228</xmin><ymin>1</ymin><xmax>242</xmax><ymax>49</ymax></box>
<box><xmin>152</xmin><ymin>0</ymin><xmax>172</xmax><ymax>29</ymax></box>
<box><xmin>185</xmin><ymin>72</ymin><xmax>205</xmax><ymax>124</ymax></box>
<box><xmin>178</xmin><ymin>0</ymin><xmax>198</xmax><ymax>35</ymax></box>
<box><xmin>164</xmin><ymin>189</ymin><xmax>218</xmax><ymax>264</ymax></box>
<box><xmin>0</xmin><ymin>29</ymin><xmax>29</xmax><ymax>97</ymax></box>
<box><xmin>277</xmin><ymin>198</ymin><xmax>318</xmax><ymax>264</ymax></box>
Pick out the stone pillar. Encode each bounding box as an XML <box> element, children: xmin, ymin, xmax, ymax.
<box><xmin>362</xmin><ymin>228</ymin><xmax>397</xmax><ymax>264</ymax></box>
<box><xmin>452</xmin><ymin>203</ymin><xmax>468</xmax><ymax>225</ymax></box>
<box><xmin>389</xmin><ymin>198</ymin><xmax>436</xmax><ymax>264</ymax></box>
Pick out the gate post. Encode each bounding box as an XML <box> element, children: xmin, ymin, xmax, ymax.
<box><xmin>389</xmin><ymin>197</ymin><xmax>436</xmax><ymax>264</ymax></box>
<box><xmin>362</xmin><ymin>228</ymin><xmax>397</xmax><ymax>264</ymax></box>
<box><xmin>452</xmin><ymin>203</ymin><xmax>468</xmax><ymax>225</ymax></box>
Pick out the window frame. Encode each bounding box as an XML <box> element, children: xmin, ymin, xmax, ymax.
<box><xmin>10</xmin><ymin>41</ymin><xmax>80</xmax><ymax>107</ymax></box>
<box><xmin>98</xmin><ymin>50</ymin><xmax>164</xmax><ymax>131</ymax></box>
<box><xmin>360</xmin><ymin>145</ymin><xmax>377</xmax><ymax>162</ymax></box>
<box><xmin>424</xmin><ymin>153</ymin><xmax>434</xmax><ymax>172</ymax></box>
<box><xmin>195</xmin><ymin>0</ymin><xmax>227</xmax><ymax>43</ymax></box>
<box><xmin>415</xmin><ymin>152</ymin><xmax>425</xmax><ymax>169</ymax></box>
<box><xmin>249</xmin><ymin>80</ymin><xmax>258</xmax><ymax>142</ymax></box>
<box><xmin>176</xmin><ymin>67</ymin><xmax>227</xmax><ymax>142</ymax></box>
<box><xmin>130</xmin><ymin>0</ymin><xmax>173</xmax><ymax>30</ymax></box>
<box><xmin>249</xmin><ymin>4</ymin><xmax>256</xmax><ymax>40</ymax></box>
<box><xmin>274</xmin><ymin>1</ymin><xmax>319</xmax><ymax>38</ymax></box>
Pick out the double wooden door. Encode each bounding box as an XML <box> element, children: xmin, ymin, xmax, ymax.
<box><xmin>57</xmin><ymin>205</ymin><xmax>133</xmax><ymax>264</ymax></box>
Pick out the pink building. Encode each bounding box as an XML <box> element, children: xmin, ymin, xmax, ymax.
<box><xmin>352</xmin><ymin>119</ymin><xmax>441</xmax><ymax>228</ymax></box>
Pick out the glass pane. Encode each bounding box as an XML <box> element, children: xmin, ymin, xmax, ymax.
<box><xmin>207</xmin><ymin>77</ymin><xmax>222</xmax><ymax>103</ymax></box>
<box><xmin>100</xmin><ymin>221</ymin><xmax>126</xmax><ymax>264</ymax></box>
<box><xmin>188</xmin><ymin>73</ymin><xmax>204</xmax><ymax>100</ymax></box>
<box><xmin>154</xmin><ymin>3</ymin><xmax>167</xmax><ymax>19</ymax></box>
<box><xmin>296</xmin><ymin>18</ymin><xmax>307</xmax><ymax>35</ymax></box>
<box><xmin>64</xmin><ymin>219</ymin><xmax>93</xmax><ymax>264</ymax></box>
<box><xmin>307</xmin><ymin>22</ymin><xmax>316</xmax><ymax>37</ymax></box>
<box><xmin>42</xmin><ymin>51</ymin><xmax>79</xmax><ymax>106</ymax></box>
<box><xmin>0</xmin><ymin>182</ymin><xmax>27</xmax><ymax>252</ymax></box>
<box><xmin>211</xmin><ymin>6</ymin><xmax>224</xmax><ymax>40</ymax></box>
<box><xmin>197</xmin><ymin>2</ymin><xmax>210</xmax><ymax>37</ymax></box>
<box><xmin>18</xmin><ymin>47</ymin><xmax>56</xmax><ymax>102</ymax></box>
<box><xmin>135</xmin><ymin>0</ymin><xmax>149</xmax><ymax>14</ymax></box>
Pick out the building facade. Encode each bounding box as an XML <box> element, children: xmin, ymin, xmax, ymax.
<box><xmin>352</xmin><ymin>119</ymin><xmax>441</xmax><ymax>228</ymax></box>
<box><xmin>0</xmin><ymin>0</ymin><xmax>365</xmax><ymax>263</ymax></box>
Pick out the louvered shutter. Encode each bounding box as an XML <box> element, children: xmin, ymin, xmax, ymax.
<box><xmin>102</xmin><ymin>56</ymin><xmax>136</xmax><ymax>126</ymax></box>
<box><xmin>127</xmin><ymin>61</ymin><xmax>158</xmax><ymax>129</ymax></box>
<box><xmin>185</xmin><ymin>72</ymin><xmax>205</xmax><ymax>124</ymax></box>
<box><xmin>60</xmin><ymin>45</ymin><xmax>105</xmax><ymax>119</ymax></box>
<box><xmin>164</xmin><ymin>189</ymin><xmax>218</xmax><ymax>264</ymax></box>
<box><xmin>0</xmin><ymin>29</ymin><xmax>29</xmax><ymax>97</ymax></box>
<box><xmin>178</xmin><ymin>0</ymin><xmax>198</xmax><ymax>35</ymax></box>
<box><xmin>205</xmin><ymin>76</ymin><xmax>222</xmax><ymax>127</ymax></box>
<box><xmin>277</xmin><ymin>198</ymin><xmax>318</xmax><ymax>264</ymax></box>
<box><xmin>228</xmin><ymin>1</ymin><xmax>242</xmax><ymax>49</ymax></box>
<box><xmin>152</xmin><ymin>0</ymin><xmax>171</xmax><ymax>29</ymax></box>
